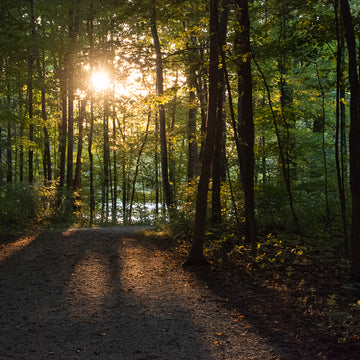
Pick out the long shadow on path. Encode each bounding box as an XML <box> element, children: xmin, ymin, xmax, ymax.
<box><xmin>0</xmin><ymin>227</ymin><xmax>208</xmax><ymax>360</ymax></box>
<box><xmin>188</xmin><ymin>262</ymin><xmax>360</xmax><ymax>360</ymax></box>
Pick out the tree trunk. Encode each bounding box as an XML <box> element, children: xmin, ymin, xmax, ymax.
<box><xmin>187</xmin><ymin>74</ymin><xmax>200</xmax><ymax>180</ymax></box>
<box><xmin>66</xmin><ymin>1</ymin><xmax>79</xmax><ymax>190</ymax></box>
<box><xmin>28</xmin><ymin>0</ymin><xmax>35</xmax><ymax>185</ymax></box>
<box><xmin>340</xmin><ymin>0</ymin><xmax>360</xmax><ymax>280</ymax></box>
<box><xmin>66</xmin><ymin>66</ymin><xmax>74</xmax><ymax>189</ymax></box>
<box><xmin>185</xmin><ymin>0</ymin><xmax>220</xmax><ymax>266</ymax></box>
<box><xmin>103</xmin><ymin>98</ymin><xmax>110</xmax><ymax>223</ymax></box>
<box><xmin>19</xmin><ymin>123</ymin><xmax>24</xmax><ymax>182</ymax></box>
<box><xmin>129</xmin><ymin>111</ymin><xmax>151</xmax><ymax>221</ymax></box>
<box><xmin>169</xmin><ymin>72</ymin><xmax>178</xmax><ymax>199</ymax></box>
<box><xmin>59</xmin><ymin>63</ymin><xmax>67</xmax><ymax>188</ymax></box>
<box><xmin>0</xmin><ymin>126</ymin><xmax>2</xmax><ymax>184</ymax></box>
<box><xmin>155</xmin><ymin>113</ymin><xmax>159</xmax><ymax>215</ymax></box>
<box><xmin>211</xmin><ymin>1</ymin><xmax>229</xmax><ymax>224</ymax></box>
<box><xmin>334</xmin><ymin>0</ymin><xmax>348</xmax><ymax>249</ymax></box>
<box><xmin>150</xmin><ymin>5</ymin><xmax>174</xmax><ymax>213</ymax></box>
<box><xmin>234</xmin><ymin>0</ymin><xmax>257</xmax><ymax>248</ymax></box>
<box><xmin>315</xmin><ymin>63</ymin><xmax>330</xmax><ymax>225</ymax></box>
<box><xmin>36</xmin><ymin>29</ymin><xmax>52</xmax><ymax>183</ymax></box>
<box><xmin>74</xmin><ymin>97</ymin><xmax>87</xmax><ymax>190</ymax></box>
<box><xmin>186</xmin><ymin>32</ymin><xmax>200</xmax><ymax>180</ymax></box>
<box><xmin>112</xmin><ymin>101</ymin><xmax>118</xmax><ymax>223</ymax></box>
<box><xmin>87</xmin><ymin>15</ymin><xmax>95</xmax><ymax>225</ymax></box>
<box><xmin>6</xmin><ymin>116</ymin><xmax>12</xmax><ymax>184</ymax></box>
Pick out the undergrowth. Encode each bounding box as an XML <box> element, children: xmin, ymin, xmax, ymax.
<box><xmin>202</xmin><ymin>228</ymin><xmax>360</xmax><ymax>347</ymax></box>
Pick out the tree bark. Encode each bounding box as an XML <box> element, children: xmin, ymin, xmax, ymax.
<box><xmin>66</xmin><ymin>0</ymin><xmax>80</xmax><ymax>190</ymax></box>
<box><xmin>185</xmin><ymin>0</ymin><xmax>220</xmax><ymax>266</ymax></box>
<box><xmin>234</xmin><ymin>0</ymin><xmax>257</xmax><ymax>248</ymax></box>
<box><xmin>112</xmin><ymin>101</ymin><xmax>118</xmax><ymax>223</ymax></box>
<box><xmin>211</xmin><ymin>1</ymin><xmax>229</xmax><ymax>224</ymax></box>
<box><xmin>87</xmin><ymin>15</ymin><xmax>95</xmax><ymax>225</ymax></box>
<box><xmin>28</xmin><ymin>0</ymin><xmax>35</xmax><ymax>185</ymax></box>
<box><xmin>186</xmin><ymin>33</ymin><xmax>200</xmax><ymax>180</ymax></box>
<box><xmin>102</xmin><ymin>98</ymin><xmax>110</xmax><ymax>223</ymax></box>
<box><xmin>74</xmin><ymin>97</ymin><xmax>87</xmax><ymax>190</ymax></box>
<box><xmin>129</xmin><ymin>111</ymin><xmax>151</xmax><ymax>221</ymax></box>
<box><xmin>0</xmin><ymin>126</ymin><xmax>2</xmax><ymax>184</ymax></box>
<box><xmin>340</xmin><ymin>0</ymin><xmax>360</xmax><ymax>280</ymax></box>
<box><xmin>150</xmin><ymin>5</ymin><xmax>174</xmax><ymax>213</ymax></box>
<box><xmin>36</xmin><ymin>26</ymin><xmax>52</xmax><ymax>182</ymax></box>
<box><xmin>59</xmin><ymin>59</ymin><xmax>67</xmax><ymax>188</ymax></box>
<box><xmin>187</xmin><ymin>74</ymin><xmax>200</xmax><ymax>180</ymax></box>
<box><xmin>334</xmin><ymin>0</ymin><xmax>348</xmax><ymax>249</ymax></box>
<box><xmin>6</xmin><ymin>116</ymin><xmax>12</xmax><ymax>183</ymax></box>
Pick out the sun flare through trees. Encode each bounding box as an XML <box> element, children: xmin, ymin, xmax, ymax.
<box><xmin>1</xmin><ymin>0</ymin><xmax>360</xmax><ymax>278</ymax></box>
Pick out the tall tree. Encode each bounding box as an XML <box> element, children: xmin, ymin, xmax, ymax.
<box><xmin>211</xmin><ymin>0</ymin><xmax>229</xmax><ymax>224</ymax></box>
<box><xmin>74</xmin><ymin>97</ymin><xmax>87</xmax><ymax>190</ymax></box>
<box><xmin>333</xmin><ymin>0</ymin><xmax>348</xmax><ymax>249</ymax></box>
<box><xmin>66</xmin><ymin>0</ymin><xmax>80</xmax><ymax>189</ymax></box>
<box><xmin>150</xmin><ymin>4</ymin><xmax>174</xmax><ymax>213</ymax></box>
<box><xmin>340</xmin><ymin>0</ymin><xmax>360</xmax><ymax>280</ymax></box>
<box><xmin>28</xmin><ymin>0</ymin><xmax>35</xmax><ymax>184</ymax></box>
<box><xmin>185</xmin><ymin>0</ymin><xmax>221</xmax><ymax>266</ymax></box>
<box><xmin>233</xmin><ymin>0</ymin><xmax>257</xmax><ymax>247</ymax></box>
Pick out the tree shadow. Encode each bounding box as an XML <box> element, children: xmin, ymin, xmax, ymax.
<box><xmin>0</xmin><ymin>227</ymin><xmax>210</xmax><ymax>359</ymax></box>
<box><xmin>185</xmin><ymin>262</ymin><xmax>360</xmax><ymax>360</ymax></box>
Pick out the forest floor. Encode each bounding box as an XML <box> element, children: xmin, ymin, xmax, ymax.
<box><xmin>0</xmin><ymin>226</ymin><xmax>359</xmax><ymax>360</ymax></box>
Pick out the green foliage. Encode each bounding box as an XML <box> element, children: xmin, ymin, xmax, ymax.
<box><xmin>0</xmin><ymin>182</ymin><xmax>80</xmax><ymax>236</ymax></box>
<box><xmin>0</xmin><ymin>184</ymin><xmax>36</xmax><ymax>233</ymax></box>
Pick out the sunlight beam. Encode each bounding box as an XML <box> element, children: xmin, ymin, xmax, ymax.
<box><xmin>91</xmin><ymin>71</ymin><xmax>110</xmax><ymax>92</ymax></box>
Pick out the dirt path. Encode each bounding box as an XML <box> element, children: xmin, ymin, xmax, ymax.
<box><xmin>0</xmin><ymin>227</ymin><xmax>353</xmax><ymax>360</ymax></box>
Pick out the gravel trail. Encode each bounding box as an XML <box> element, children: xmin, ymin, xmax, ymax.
<box><xmin>0</xmin><ymin>227</ymin><xmax>290</xmax><ymax>359</ymax></box>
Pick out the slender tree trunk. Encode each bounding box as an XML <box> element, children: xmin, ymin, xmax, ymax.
<box><xmin>334</xmin><ymin>0</ymin><xmax>348</xmax><ymax>249</ymax></box>
<box><xmin>112</xmin><ymin>101</ymin><xmax>118</xmax><ymax>223</ymax></box>
<box><xmin>87</xmin><ymin>15</ymin><xmax>94</xmax><ymax>225</ymax></box>
<box><xmin>211</xmin><ymin>1</ymin><xmax>229</xmax><ymax>224</ymax></box>
<box><xmin>59</xmin><ymin>64</ymin><xmax>67</xmax><ymax>188</ymax></box>
<box><xmin>36</xmin><ymin>29</ymin><xmax>52</xmax><ymax>182</ymax></box>
<box><xmin>169</xmin><ymin>72</ymin><xmax>178</xmax><ymax>199</ymax></box>
<box><xmin>120</xmin><ymin>114</ymin><xmax>128</xmax><ymax>224</ymax></box>
<box><xmin>6</xmin><ymin>116</ymin><xmax>12</xmax><ymax>184</ymax></box>
<box><xmin>19</xmin><ymin>123</ymin><xmax>24</xmax><ymax>182</ymax></box>
<box><xmin>187</xmin><ymin>74</ymin><xmax>200</xmax><ymax>180</ymax></box>
<box><xmin>315</xmin><ymin>63</ymin><xmax>330</xmax><ymax>225</ymax></box>
<box><xmin>103</xmin><ymin>98</ymin><xmax>110</xmax><ymax>223</ymax></box>
<box><xmin>74</xmin><ymin>97</ymin><xmax>87</xmax><ymax>190</ymax></box>
<box><xmin>185</xmin><ymin>0</ymin><xmax>220</xmax><ymax>266</ymax></box>
<box><xmin>66</xmin><ymin>10</ymin><xmax>77</xmax><ymax>189</ymax></box>
<box><xmin>186</xmin><ymin>34</ymin><xmax>200</xmax><ymax>180</ymax></box>
<box><xmin>129</xmin><ymin>111</ymin><xmax>151</xmax><ymax>221</ymax></box>
<box><xmin>195</xmin><ymin>47</ymin><xmax>208</xmax><ymax>164</ymax></box>
<box><xmin>253</xmin><ymin>52</ymin><xmax>300</xmax><ymax>236</ymax></box>
<box><xmin>89</xmin><ymin>96</ymin><xmax>95</xmax><ymax>225</ymax></box>
<box><xmin>155</xmin><ymin>113</ymin><xmax>159</xmax><ymax>215</ymax></box>
<box><xmin>27</xmin><ymin>0</ymin><xmax>36</xmax><ymax>185</ymax></box>
<box><xmin>340</xmin><ymin>0</ymin><xmax>360</xmax><ymax>280</ymax></box>
<box><xmin>43</xmin><ymin>100</ymin><xmax>52</xmax><ymax>182</ymax></box>
<box><xmin>150</xmin><ymin>5</ymin><xmax>174</xmax><ymax>213</ymax></box>
<box><xmin>0</xmin><ymin>126</ymin><xmax>2</xmax><ymax>184</ymax></box>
